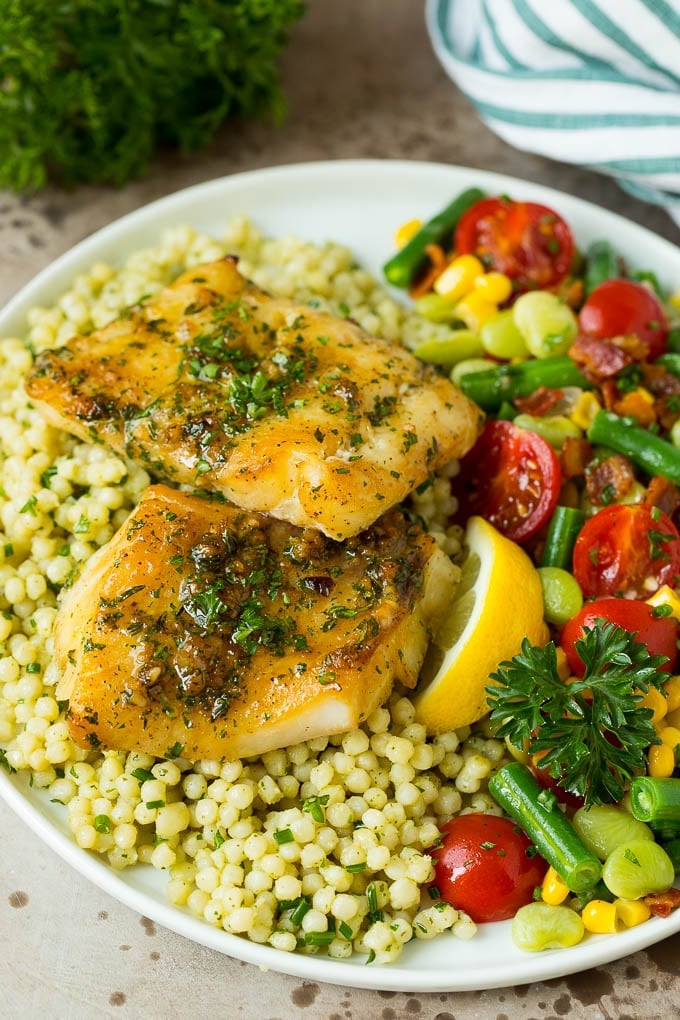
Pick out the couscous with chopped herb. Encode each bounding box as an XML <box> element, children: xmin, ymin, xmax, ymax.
<box><xmin>0</xmin><ymin>219</ymin><xmax>506</xmax><ymax>964</ymax></box>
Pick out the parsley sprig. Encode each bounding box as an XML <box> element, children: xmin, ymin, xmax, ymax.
<box><xmin>487</xmin><ymin>622</ymin><xmax>670</xmax><ymax>808</ymax></box>
<box><xmin>0</xmin><ymin>1</ymin><xmax>304</xmax><ymax>191</ymax></box>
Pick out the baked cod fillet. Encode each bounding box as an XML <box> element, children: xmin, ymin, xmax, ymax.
<box><xmin>55</xmin><ymin>485</ymin><xmax>458</xmax><ymax>760</ymax></box>
<box><xmin>26</xmin><ymin>257</ymin><xmax>482</xmax><ymax>540</ymax></box>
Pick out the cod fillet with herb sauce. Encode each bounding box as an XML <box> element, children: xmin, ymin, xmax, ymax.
<box><xmin>25</xmin><ymin>257</ymin><xmax>482</xmax><ymax>541</ymax></box>
<box><xmin>55</xmin><ymin>485</ymin><xmax>458</xmax><ymax>760</ymax></box>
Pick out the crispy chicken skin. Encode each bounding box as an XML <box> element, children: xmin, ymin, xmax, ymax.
<box><xmin>55</xmin><ymin>485</ymin><xmax>459</xmax><ymax>760</ymax></box>
<box><xmin>25</xmin><ymin>258</ymin><xmax>482</xmax><ymax>540</ymax></box>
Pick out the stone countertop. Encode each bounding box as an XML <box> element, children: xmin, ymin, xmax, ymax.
<box><xmin>2</xmin><ymin>3</ymin><xmax>680</xmax><ymax>1017</ymax></box>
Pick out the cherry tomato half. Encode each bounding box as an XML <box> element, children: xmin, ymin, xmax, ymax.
<box><xmin>572</xmin><ymin>504</ymin><xmax>680</xmax><ymax>599</ymax></box>
<box><xmin>560</xmin><ymin>596</ymin><xmax>679</xmax><ymax>676</ymax></box>
<box><xmin>579</xmin><ymin>278</ymin><xmax>668</xmax><ymax>360</ymax></box>
<box><xmin>530</xmin><ymin>752</ymin><xmax>585</xmax><ymax>811</ymax></box>
<box><xmin>433</xmin><ymin>814</ymin><xmax>547</xmax><ymax>923</ymax></box>
<box><xmin>455</xmin><ymin>197</ymin><xmax>574</xmax><ymax>293</ymax></box>
<box><xmin>452</xmin><ymin>420</ymin><xmax>562</xmax><ymax>543</ymax></box>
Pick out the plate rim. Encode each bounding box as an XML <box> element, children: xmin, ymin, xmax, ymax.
<box><xmin>2</xmin><ymin>157</ymin><xmax>680</xmax><ymax>993</ymax></box>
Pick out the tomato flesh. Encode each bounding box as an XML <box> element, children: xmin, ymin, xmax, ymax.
<box><xmin>560</xmin><ymin>596</ymin><xmax>678</xmax><ymax>675</ymax></box>
<box><xmin>530</xmin><ymin>752</ymin><xmax>585</xmax><ymax>810</ymax></box>
<box><xmin>455</xmin><ymin>197</ymin><xmax>574</xmax><ymax>293</ymax></box>
<box><xmin>579</xmin><ymin>278</ymin><xmax>668</xmax><ymax>360</ymax></box>
<box><xmin>572</xmin><ymin>504</ymin><xmax>680</xmax><ymax>599</ymax></box>
<box><xmin>453</xmin><ymin>420</ymin><xmax>562</xmax><ymax>543</ymax></box>
<box><xmin>433</xmin><ymin>814</ymin><xmax>547</xmax><ymax>923</ymax></box>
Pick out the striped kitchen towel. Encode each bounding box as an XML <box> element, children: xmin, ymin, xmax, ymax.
<box><xmin>426</xmin><ymin>0</ymin><xmax>680</xmax><ymax>224</ymax></box>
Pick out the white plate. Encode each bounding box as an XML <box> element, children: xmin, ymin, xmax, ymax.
<box><xmin>1</xmin><ymin>159</ymin><xmax>680</xmax><ymax>992</ymax></box>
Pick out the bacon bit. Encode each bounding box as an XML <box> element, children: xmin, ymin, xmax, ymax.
<box><xmin>642</xmin><ymin>364</ymin><xmax>680</xmax><ymax>431</ymax></box>
<box><xmin>644</xmin><ymin>475</ymin><xmax>680</xmax><ymax>520</ymax></box>
<box><xmin>559</xmin><ymin>479</ymin><xmax>581</xmax><ymax>508</ymax></box>
<box><xmin>569</xmin><ymin>330</ymin><xmax>654</xmax><ymax>383</ymax></box>
<box><xmin>657</xmin><ymin>395</ymin><xmax>680</xmax><ymax>432</ymax></box>
<box><xmin>554</xmin><ymin>277</ymin><xmax>584</xmax><ymax>310</ymax></box>
<box><xmin>647</xmin><ymin>368</ymin><xmax>680</xmax><ymax>398</ymax></box>
<box><xmin>408</xmin><ymin>244</ymin><xmax>448</xmax><ymax>298</ymax></box>
<box><xmin>644</xmin><ymin>888</ymin><xmax>680</xmax><ymax>918</ymax></box>
<box><xmin>560</xmin><ymin>437</ymin><xmax>592</xmax><ymax>481</ymax></box>
<box><xmin>599</xmin><ymin>380</ymin><xmax>620</xmax><ymax>411</ymax></box>
<box><xmin>614</xmin><ymin>334</ymin><xmax>652</xmax><ymax>361</ymax></box>
<box><xmin>585</xmin><ymin>453</ymin><xmax>635</xmax><ymax>506</ymax></box>
<box><xmin>641</xmin><ymin>362</ymin><xmax>670</xmax><ymax>391</ymax></box>
<box><xmin>612</xmin><ymin>388</ymin><xmax>657</xmax><ymax>428</ymax></box>
<box><xmin>514</xmin><ymin>386</ymin><xmax>564</xmax><ymax>416</ymax></box>
<box><xmin>569</xmin><ymin>334</ymin><xmax>633</xmax><ymax>382</ymax></box>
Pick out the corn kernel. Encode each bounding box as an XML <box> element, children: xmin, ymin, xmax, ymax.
<box><xmin>628</xmin><ymin>386</ymin><xmax>654</xmax><ymax>406</ymax></box>
<box><xmin>646</xmin><ymin>586</ymin><xmax>680</xmax><ymax>623</ymax></box>
<box><xmin>669</xmin><ymin>289</ymin><xmax>680</xmax><ymax>311</ymax></box>
<box><xmin>504</xmin><ymin>735</ymin><xmax>530</xmax><ymax>765</ymax></box>
<box><xmin>639</xmin><ymin>686</ymin><xmax>668</xmax><ymax>723</ymax></box>
<box><xmin>582</xmin><ymin>900</ymin><xmax>618</xmax><ymax>934</ymax></box>
<box><xmin>648</xmin><ymin>742</ymin><xmax>676</xmax><ymax>778</ymax></box>
<box><xmin>454</xmin><ymin>290</ymin><xmax>497</xmax><ymax>330</ymax></box>
<box><xmin>555</xmin><ymin>647</ymin><xmax>570</xmax><ymax>682</ymax></box>
<box><xmin>614</xmin><ymin>897</ymin><xmax>652</xmax><ymax>928</ymax></box>
<box><xmin>541</xmin><ymin>866</ymin><xmax>569</xmax><ymax>906</ymax></box>
<box><xmin>570</xmin><ymin>391</ymin><xmax>602</xmax><ymax>431</ymax></box>
<box><xmin>664</xmin><ymin>676</ymin><xmax>680</xmax><ymax>713</ymax></box>
<box><xmin>473</xmin><ymin>271</ymin><xmax>512</xmax><ymax>305</ymax></box>
<box><xmin>659</xmin><ymin>725</ymin><xmax>680</xmax><ymax>750</ymax></box>
<box><xmin>666</xmin><ymin>706</ymin><xmax>680</xmax><ymax>728</ymax></box>
<box><xmin>433</xmin><ymin>255</ymin><xmax>484</xmax><ymax>302</ymax></box>
<box><xmin>394</xmin><ymin>218</ymin><xmax>422</xmax><ymax>249</ymax></box>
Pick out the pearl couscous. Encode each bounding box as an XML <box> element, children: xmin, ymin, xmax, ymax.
<box><xmin>0</xmin><ymin>219</ymin><xmax>508</xmax><ymax>963</ymax></box>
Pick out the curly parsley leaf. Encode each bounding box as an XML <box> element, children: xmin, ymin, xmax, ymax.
<box><xmin>0</xmin><ymin>0</ymin><xmax>304</xmax><ymax>191</ymax></box>
<box><xmin>486</xmin><ymin>621</ymin><xmax>670</xmax><ymax>808</ymax></box>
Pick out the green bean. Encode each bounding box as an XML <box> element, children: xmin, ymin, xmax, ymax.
<box><xmin>537</xmin><ymin>566</ymin><xmax>583</xmax><ymax>626</ymax></box>
<box><xmin>650</xmin><ymin>823</ymin><xmax>680</xmax><ymax>843</ymax></box>
<box><xmin>668</xmin><ymin>326</ymin><xmax>680</xmax><ymax>354</ymax></box>
<box><xmin>511</xmin><ymin>902</ymin><xmax>585</xmax><ymax>951</ymax></box>
<box><xmin>383</xmin><ymin>188</ymin><xmax>485</xmax><ymax>288</ymax></box>
<box><xmin>655</xmin><ymin>352</ymin><xmax>680</xmax><ymax>378</ymax></box>
<box><xmin>572</xmin><ymin>805</ymin><xmax>654</xmax><ymax>861</ymax></box>
<box><xmin>459</xmin><ymin>357</ymin><xmax>592</xmax><ymax>412</ymax></box>
<box><xmin>450</xmin><ymin>357</ymin><xmax>498</xmax><ymax>387</ymax></box>
<box><xmin>630</xmin><ymin>776</ymin><xmax>680</xmax><ymax>826</ymax></box>
<box><xmin>660</xmin><ymin>837</ymin><xmax>680</xmax><ymax>873</ymax></box>
<box><xmin>584</xmin><ymin>240</ymin><xmax>619</xmax><ymax>294</ymax></box>
<box><xmin>569</xmin><ymin>880</ymin><xmax>615</xmax><ymax>911</ymax></box>
<box><xmin>587</xmin><ymin>410</ymin><xmax>680</xmax><ymax>485</ymax></box>
<box><xmin>631</xmin><ymin>268</ymin><xmax>664</xmax><ymax>298</ymax></box>
<box><xmin>541</xmin><ymin>506</ymin><xmax>585</xmax><ymax>569</ymax></box>
<box><xmin>602</xmin><ymin>839</ymin><xmax>674</xmax><ymax>900</ymax></box>
<box><xmin>489</xmin><ymin>763</ymin><xmax>602</xmax><ymax>893</ymax></box>
<box><xmin>497</xmin><ymin>400</ymin><xmax>518</xmax><ymax>421</ymax></box>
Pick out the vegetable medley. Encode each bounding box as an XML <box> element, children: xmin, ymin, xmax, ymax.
<box><xmin>385</xmin><ymin>190</ymin><xmax>680</xmax><ymax>948</ymax></box>
<box><xmin>1</xmin><ymin>198</ymin><xmax>679</xmax><ymax>968</ymax></box>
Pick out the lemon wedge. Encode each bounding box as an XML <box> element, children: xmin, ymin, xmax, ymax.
<box><xmin>415</xmin><ymin>515</ymin><xmax>547</xmax><ymax>733</ymax></box>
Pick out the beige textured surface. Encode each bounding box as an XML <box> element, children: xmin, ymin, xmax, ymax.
<box><xmin>2</xmin><ymin>3</ymin><xmax>680</xmax><ymax>1017</ymax></box>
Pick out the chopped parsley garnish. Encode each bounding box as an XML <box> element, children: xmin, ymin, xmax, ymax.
<box><xmin>131</xmin><ymin>768</ymin><xmax>154</xmax><ymax>783</ymax></box>
<box><xmin>274</xmin><ymin>827</ymin><xmax>294</xmax><ymax>845</ymax></box>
